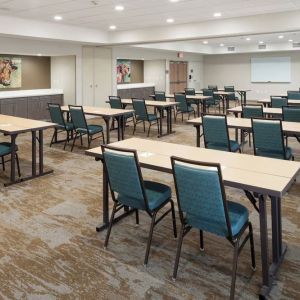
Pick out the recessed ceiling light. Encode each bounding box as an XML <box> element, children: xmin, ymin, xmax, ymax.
<box><xmin>109</xmin><ymin>25</ymin><xmax>116</xmax><ymax>30</ymax></box>
<box><xmin>288</xmin><ymin>39</ymin><xmax>293</xmax><ymax>42</ymax></box>
<box><xmin>166</xmin><ymin>18</ymin><xmax>174</xmax><ymax>23</ymax></box>
<box><xmin>37</xmin><ymin>54</ymin><xmax>42</xmax><ymax>56</ymax></box>
<box><xmin>115</xmin><ymin>5</ymin><xmax>124</xmax><ymax>11</ymax></box>
<box><xmin>278</xmin><ymin>35</ymin><xmax>284</xmax><ymax>39</ymax></box>
<box><xmin>259</xmin><ymin>41</ymin><xmax>264</xmax><ymax>44</ymax></box>
<box><xmin>169</xmin><ymin>0</ymin><xmax>179</xmax><ymax>2</ymax></box>
<box><xmin>213</xmin><ymin>12</ymin><xmax>222</xmax><ymax>17</ymax></box>
<box><xmin>54</xmin><ymin>15</ymin><xmax>62</xmax><ymax>21</ymax></box>
<box><xmin>246</xmin><ymin>37</ymin><xmax>251</xmax><ymax>41</ymax></box>
<box><xmin>220</xmin><ymin>43</ymin><xmax>224</xmax><ymax>47</ymax></box>
<box><xmin>203</xmin><ymin>41</ymin><xmax>208</xmax><ymax>44</ymax></box>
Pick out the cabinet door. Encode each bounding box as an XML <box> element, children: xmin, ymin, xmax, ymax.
<box><xmin>0</xmin><ymin>99</ymin><xmax>15</xmax><ymax>116</ymax></box>
<box><xmin>94</xmin><ymin>47</ymin><xmax>112</xmax><ymax>107</ymax></box>
<box><xmin>28</xmin><ymin>97</ymin><xmax>41</xmax><ymax>120</ymax></box>
<box><xmin>82</xmin><ymin>47</ymin><xmax>95</xmax><ymax>106</ymax></box>
<box><xmin>14</xmin><ymin>97</ymin><xmax>28</xmax><ymax>118</ymax></box>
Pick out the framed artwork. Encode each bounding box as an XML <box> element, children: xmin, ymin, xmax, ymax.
<box><xmin>117</xmin><ymin>59</ymin><xmax>131</xmax><ymax>83</ymax></box>
<box><xmin>0</xmin><ymin>57</ymin><xmax>22</xmax><ymax>88</ymax></box>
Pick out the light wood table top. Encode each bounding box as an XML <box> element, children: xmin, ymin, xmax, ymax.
<box><xmin>122</xmin><ymin>99</ymin><xmax>178</xmax><ymax>108</ymax></box>
<box><xmin>187</xmin><ymin>117</ymin><xmax>300</xmax><ymax>135</ymax></box>
<box><xmin>257</xmin><ymin>98</ymin><xmax>300</xmax><ymax>105</ymax></box>
<box><xmin>228</xmin><ymin>106</ymin><xmax>282</xmax><ymax>115</ymax></box>
<box><xmin>162</xmin><ymin>94</ymin><xmax>211</xmax><ymax>100</ymax></box>
<box><xmin>61</xmin><ymin>106</ymin><xmax>134</xmax><ymax>117</ymax></box>
<box><xmin>86</xmin><ymin>138</ymin><xmax>300</xmax><ymax>197</ymax></box>
<box><xmin>0</xmin><ymin>114</ymin><xmax>55</xmax><ymax>135</ymax></box>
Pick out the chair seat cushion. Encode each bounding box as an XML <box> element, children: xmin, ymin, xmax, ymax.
<box><xmin>0</xmin><ymin>142</ymin><xmax>18</xmax><ymax>156</ymax></box>
<box><xmin>117</xmin><ymin>181</ymin><xmax>171</xmax><ymax>211</ymax></box>
<box><xmin>65</xmin><ymin>122</ymin><xmax>74</xmax><ymax>131</ymax></box>
<box><xmin>147</xmin><ymin>114</ymin><xmax>158</xmax><ymax>122</ymax></box>
<box><xmin>256</xmin><ymin>147</ymin><xmax>293</xmax><ymax>160</ymax></box>
<box><xmin>77</xmin><ymin>125</ymin><xmax>103</xmax><ymax>135</ymax></box>
<box><xmin>178</xmin><ymin>106</ymin><xmax>194</xmax><ymax>113</ymax></box>
<box><xmin>228</xmin><ymin>201</ymin><xmax>249</xmax><ymax>237</ymax></box>
<box><xmin>207</xmin><ymin>140</ymin><xmax>240</xmax><ymax>152</ymax></box>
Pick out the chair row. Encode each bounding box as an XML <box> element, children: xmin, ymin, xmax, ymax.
<box><xmin>102</xmin><ymin>144</ymin><xmax>256</xmax><ymax>300</ymax></box>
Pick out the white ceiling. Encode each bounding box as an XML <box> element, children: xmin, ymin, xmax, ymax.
<box><xmin>1</xmin><ymin>0</ymin><xmax>300</xmax><ymax>31</ymax></box>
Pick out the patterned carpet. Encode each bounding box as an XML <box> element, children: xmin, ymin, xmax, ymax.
<box><xmin>0</xmin><ymin>114</ymin><xmax>299</xmax><ymax>299</ymax></box>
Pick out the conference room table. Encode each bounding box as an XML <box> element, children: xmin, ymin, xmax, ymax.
<box><xmin>187</xmin><ymin>116</ymin><xmax>300</xmax><ymax>147</ymax></box>
<box><xmin>228</xmin><ymin>106</ymin><xmax>282</xmax><ymax>117</ymax></box>
<box><xmin>150</xmin><ymin>94</ymin><xmax>211</xmax><ymax>117</ymax></box>
<box><xmin>257</xmin><ymin>98</ymin><xmax>300</xmax><ymax>107</ymax></box>
<box><xmin>60</xmin><ymin>106</ymin><xmax>134</xmax><ymax>144</ymax></box>
<box><xmin>86</xmin><ymin>137</ymin><xmax>300</xmax><ymax>299</ymax></box>
<box><xmin>119</xmin><ymin>99</ymin><xmax>178</xmax><ymax>137</ymax></box>
<box><xmin>0</xmin><ymin>114</ymin><xmax>55</xmax><ymax>186</ymax></box>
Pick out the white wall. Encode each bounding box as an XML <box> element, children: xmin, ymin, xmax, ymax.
<box><xmin>51</xmin><ymin>56</ymin><xmax>76</xmax><ymax>105</ymax></box>
<box><xmin>144</xmin><ymin>60</ymin><xmax>166</xmax><ymax>91</ymax></box>
<box><xmin>203</xmin><ymin>51</ymin><xmax>300</xmax><ymax>99</ymax></box>
<box><xmin>0</xmin><ymin>36</ymin><xmax>83</xmax><ymax>104</ymax></box>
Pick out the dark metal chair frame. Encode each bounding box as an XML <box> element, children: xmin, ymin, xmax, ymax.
<box><xmin>48</xmin><ymin>103</ymin><xmax>74</xmax><ymax>150</ymax></box>
<box><xmin>174</xmin><ymin>93</ymin><xmax>196</xmax><ymax>122</ymax></box>
<box><xmin>68</xmin><ymin>105</ymin><xmax>105</xmax><ymax>151</ymax></box>
<box><xmin>202</xmin><ymin>114</ymin><xmax>241</xmax><ymax>153</ymax></box>
<box><xmin>251</xmin><ymin>117</ymin><xmax>294</xmax><ymax>161</ymax></box>
<box><xmin>171</xmin><ymin>156</ymin><xmax>255</xmax><ymax>300</ymax></box>
<box><xmin>132</xmin><ymin>98</ymin><xmax>160</xmax><ymax>137</ymax></box>
<box><xmin>102</xmin><ymin>145</ymin><xmax>177</xmax><ymax>266</ymax></box>
<box><xmin>0</xmin><ymin>145</ymin><xmax>21</xmax><ymax>177</ymax></box>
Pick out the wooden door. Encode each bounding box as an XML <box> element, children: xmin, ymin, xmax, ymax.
<box><xmin>169</xmin><ymin>61</ymin><xmax>187</xmax><ymax>94</ymax></box>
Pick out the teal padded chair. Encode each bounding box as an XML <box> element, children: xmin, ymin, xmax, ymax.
<box><xmin>132</xmin><ymin>98</ymin><xmax>159</xmax><ymax>137</ymax></box>
<box><xmin>282</xmin><ymin>106</ymin><xmax>300</xmax><ymax>144</ymax></box>
<box><xmin>270</xmin><ymin>96</ymin><xmax>288</xmax><ymax>108</ymax></box>
<box><xmin>251</xmin><ymin>118</ymin><xmax>294</xmax><ymax>160</ymax></box>
<box><xmin>69</xmin><ymin>105</ymin><xmax>104</xmax><ymax>151</ymax></box>
<box><xmin>202</xmin><ymin>114</ymin><xmax>241</xmax><ymax>152</ymax></box>
<box><xmin>241</xmin><ymin>104</ymin><xmax>264</xmax><ymax>149</ymax></box>
<box><xmin>109</xmin><ymin>96</ymin><xmax>134</xmax><ymax>130</ymax></box>
<box><xmin>154</xmin><ymin>91</ymin><xmax>166</xmax><ymax>101</ymax></box>
<box><xmin>208</xmin><ymin>85</ymin><xmax>218</xmax><ymax>91</ymax></box>
<box><xmin>48</xmin><ymin>103</ymin><xmax>74</xmax><ymax>150</ymax></box>
<box><xmin>224</xmin><ymin>86</ymin><xmax>239</xmax><ymax>106</ymax></box>
<box><xmin>102</xmin><ymin>145</ymin><xmax>177</xmax><ymax>266</ymax></box>
<box><xmin>0</xmin><ymin>142</ymin><xmax>21</xmax><ymax>177</ymax></box>
<box><xmin>203</xmin><ymin>88</ymin><xmax>221</xmax><ymax>113</ymax></box>
<box><xmin>171</xmin><ymin>156</ymin><xmax>255</xmax><ymax>300</ymax></box>
<box><xmin>287</xmin><ymin>91</ymin><xmax>300</xmax><ymax>100</ymax></box>
<box><xmin>174</xmin><ymin>93</ymin><xmax>195</xmax><ymax>122</ymax></box>
<box><xmin>184</xmin><ymin>88</ymin><xmax>196</xmax><ymax>95</ymax></box>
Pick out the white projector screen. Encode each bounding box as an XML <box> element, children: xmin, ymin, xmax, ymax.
<box><xmin>251</xmin><ymin>57</ymin><xmax>291</xmax><ymax>83</ymax></box>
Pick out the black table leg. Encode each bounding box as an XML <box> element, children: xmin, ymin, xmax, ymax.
<box><xmin>104</xmin><ymin>117</ymin><xmax>110</xmax><ymax>144</ymax></box>
<box><xmin>158</xmin><ymin>107</ymin><xmax>163</xmax><ymax>137</ymax></box>
<box><xmin>32</xmin><ymin>131</ymin><xmax>37</xmax><ymax>177</ymax></box>
<box><xmin>195</xmin><ymin>125</ymin><xmax>201</xmax><ymax>147</ymax></box>
<box><xmin>39</xmin><ymin>130</ymin><xmax>43</xmax><ymax>174</ymax></box>
<box><xmin>9</xmin><ymin>134</ymin><xmax>17</xmax><ymax>184</ymax></box>
<box><xmin>202</xmin><ymin>99</ymin><xmax>206</xmax><ymax>115</ymax></box>
<box><xmin>197</xmin><ymin>102</ymin><xmax>200</xmax><ymax>117</ymax></box>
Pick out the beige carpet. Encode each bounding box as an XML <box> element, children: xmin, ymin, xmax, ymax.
<box><xmin>0</xmin><ymin>115</ymin><xmax>299</xmax><ymax>299</ymax></box>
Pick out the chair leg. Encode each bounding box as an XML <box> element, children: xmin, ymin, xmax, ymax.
<box><xmin>147</xmin><ymin>123</ymin><xmax>151</xmax><ymax>137</ymax></box>
<box><xmin>181</xmin><ymin>113</ymin><xmax>183</xmax><ymax>122</ymax></box>
<box><xmin>1</xmin><ymin>156</ymin><xmax>5</xmax><ymax>171</ymax></box>
<box><xmin>63</xmin><ymin>131</ymin><xmax>69</xmax><ymax>150</ymax></box>
<box><xmin>157</xmin><ymin>120</ymin><xmax>160</xmax><ymax>135</ymax></box>
<box><xmin>15</xmin><ymin>153</ymin><xmax>21</xmax><ymax>177</ymax></box>
<box><xmin>104</xmin><ymin>202</ymin><xmax>118</xmax><ymax>249</ymax></box>
<box><xmin>200</xmin><ymin>230</ymin><xmax>204</xmax><ymax>251</ymax></box>
<box><xmin>230</xmin><ymin>239</ymin><xmax>240</xmax><ymax>300</ymax></box>
<box><xmin>135</xmin><ymin>209</ymin><xmax>139</xmax><ymax>225</ymax></box>
<box><xmin>102</xmin><ymin>131</ymin><xmax>105</xmax><ymax>144</ymax></box>
<box><xmin>87</xmin><ymin>135</ymin><xmax>91</xmax><ymax>149</ymax></box>
<box><xmin>172</xmin><ymin>225</ymin><xmax>185</xmax><ymax>280</ymax></box>
<box><xmin>143</xmin><ymin>121</ymin><xmax>146</xmax><ymax>132</ymax></box>
<box><xmin>50</xmin><ymin>129</ymin><xmax>56</xmax><ymax>147</ymax></box>
<box><xmin>80</xmin><ymin>134</ymin><xmax>83</xmax><ymax>145</ymax></box>
<box><xmin>170</xmin><ymin>200</ymin><xmax>177</xmax><ymax>238</ymax></box>
<box><xmin>248</xmin><ymin>222</ymin><xmax>256</xmax><ymax>270</ymax></box>
<box><xmin>144</xmin><ymin>212</ymin><xmax>157</xmax><ymax>266</ymax></box>
<box><xmin>71</xmin><ymin>132</ymin><xmax>78</xmax><ymax>152</ymax></box>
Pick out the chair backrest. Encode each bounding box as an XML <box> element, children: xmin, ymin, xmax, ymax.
<box><xmin>102</xmin><ymin>145</ymin><xmax>149</xmax><ymax>211</ymax></box>
<box><xmin>132</xmin><ymin>98</ymin><xmax>148</xmax><ymax>121</ymax></box>
<box><xmin>174</xmin><ymin>93</ymin><xmax>188</xmax><ymax>112</ymax></box>
<box><xmin>185</xmin><ymin>88</ymin><xmax>196</xmax><ymax>95</ymax></box>
<box><xmin>208</xmin><ymin>85</ymin><xmax>218</xmax><ymax>91</ymax></box>
<box><xmin>202</xmin><ymin>88</ymin><xmax>214</xmax><ymax>97</ymax></box>
<box><xmin>171</xmin><ymin>156</ymin><xmax>232</xmax><ymax>238</ymax></box>
<box><xmin>48</xmin><ymin>103</ymin><xmax>65</xmax><ymax>127</ymax></box>
<box><xmin>202</xmin><ymin>114</ymin><xmax>230</xmax><ymax>151</ymax></box>
<box><xmin>242</xmin><ymin>105</ymin><xmax>263</xmax><ymax>119</ymax></box>
<box><xmin>282</xmin><ymin>106</ymin><xmax>300</xmax><ymax>122</ymax></box>
<box><xmin>224</xmin><ymin>86</ymin><xmax>235</xmax><ymax>92</ymax></box>
<box><xmin>251</xmin><ymin>118</ymin><xmax>285</xmax><ymax>159</ymax></box>
<box><xmin>68</xmin><ymin>105</ymin><xmax>88</xmax><ymax>131</ymax></box>
<box><xmin>109</xmin><ymin>96</ymin><xmax>123</xmax><ymax>109</ymax></box>
<box><xmin>154</xmin><ymin>91</ymin><xmax>166</xmax><ymax>101</ymax></box>
<box><xmin>271</xmin><ymin>96</ymin><xmax>288</xmax><ymax>108</ymax></box>
<box><xmin>287</xmin><ymin>91</ymin><xmax>300</xmax><ymax>100</ymax></box>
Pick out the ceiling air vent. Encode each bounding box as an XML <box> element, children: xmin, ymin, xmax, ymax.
<box><xmin>227</xmin><ymin>46</ymin><xmax>235</xmax><ymax>52</ymax></box>
<box><xmin>258</xmin><ymin>44</ymin><xmax>266</xmax><ymax>50</ymax></box>
<box><xmin>292</xmin><ymin>42</ymin><xmax>300</xmax><ymax>48</ymax></box>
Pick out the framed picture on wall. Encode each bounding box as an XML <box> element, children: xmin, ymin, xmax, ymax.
<box><xmin>0</xmin><ymin>57</ymin><xmax>22</xmax><ymax>88</ymax></box>
<box><xmin>117</xmin><ymin>59</ymin><xmax>131</xmax><ymax>83</ymax></box>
